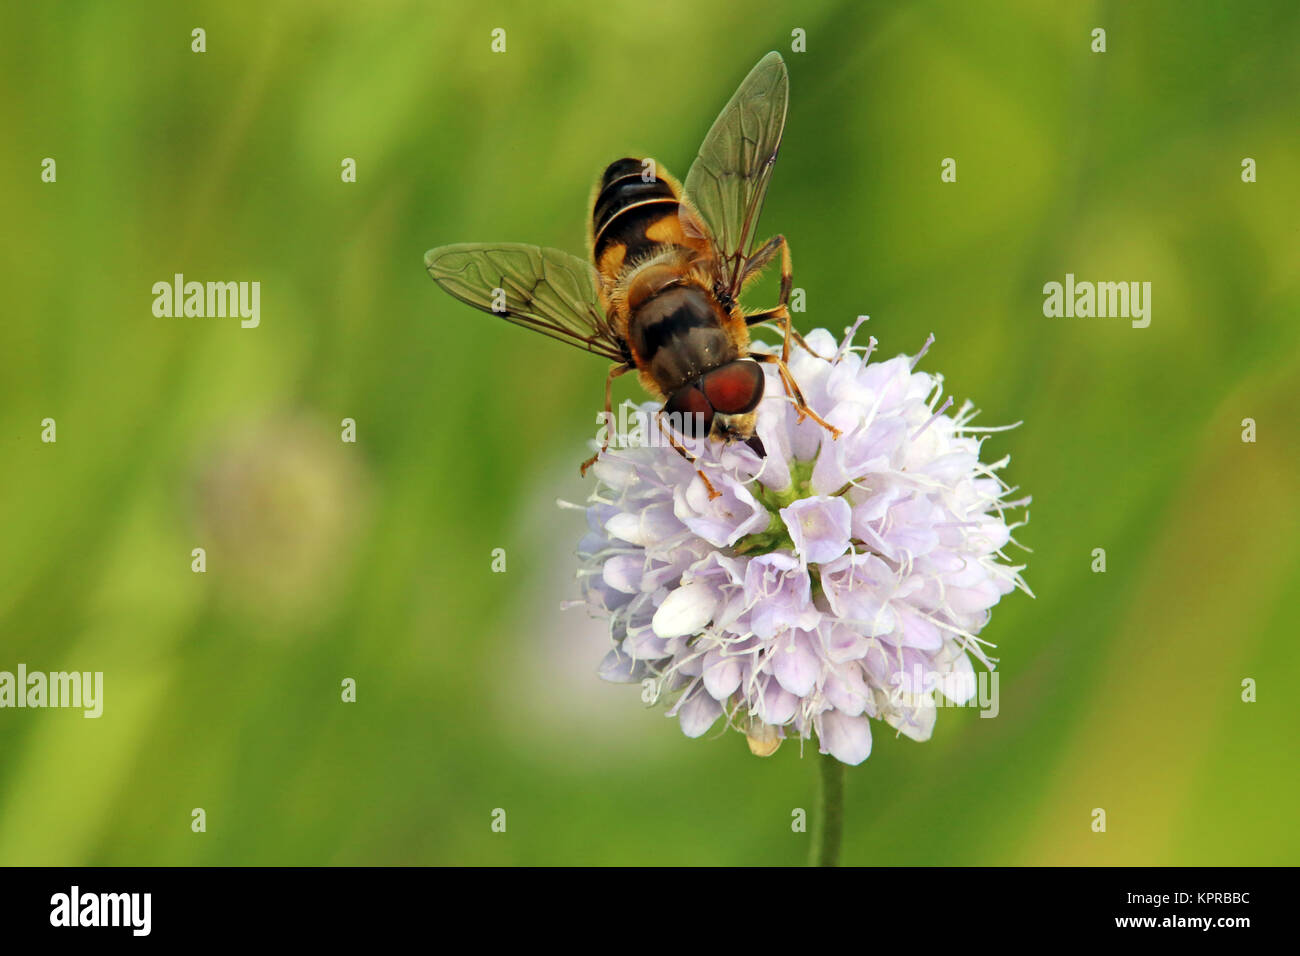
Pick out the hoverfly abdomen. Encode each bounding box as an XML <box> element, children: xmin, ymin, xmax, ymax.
<box><xmin>592</xmin><ymin>157</ymin><xmax>686</xmax><ymax>271</ymax></box>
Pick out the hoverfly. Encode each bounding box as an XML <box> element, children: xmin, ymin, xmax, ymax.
<box><xmin>425</xmin><ymin>52</ymin><xmax>838</xmax><ymax>487</ymax></box>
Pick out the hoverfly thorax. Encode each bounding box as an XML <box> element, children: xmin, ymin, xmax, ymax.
<box><xmin>628</xmin><ymin>284</ymin><xmax>736</xmax><ymax>393</ymax></box>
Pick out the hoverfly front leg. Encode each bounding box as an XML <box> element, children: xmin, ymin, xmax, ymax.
<box><xmin>751</xmin><ymin>352</ymin><xmax>841</xmax><ymax>439</ymax></box>
<box><xmin>655</xmin><ymin>411</ymin><xmax>722</xmax><ymax>500</ymax></box>
<box><xmin>737</xmin><ymin>235</ymin><xmax>838</xmax><ymax>439</ymax></box>
<box><xmin>742</xmin><ymin>235</ymin><xmax>828</xmax><ymax>360</ymax></box>
<box><xmin>746</xmin><ymin>306</ymin><xmax>826</xmax><ymax>361</ymax></box>
<box><xmin>580</xmin><ymin>363</ymin><xmax>633</xmax><ymax>477</ymax></box>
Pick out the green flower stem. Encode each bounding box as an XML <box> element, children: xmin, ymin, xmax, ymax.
<box><xmin>810</xmin><ymin>751</ymin><xmax>845</xmax><ymax>867</ymax></box>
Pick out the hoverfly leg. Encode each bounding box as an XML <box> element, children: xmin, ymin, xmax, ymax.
<box><xmin>742</xmin><ymin>236</ymin><xmax>829</xmax><ymax>361</ymax></box>
<box><xmin>774</xmin><ymin>234</ymin><xmax>794</xmax><ymax>364</ymax></box>
<box><xmin>750</xmin><ymin>352</ymin><xmax>841</xmax><ymax>440</ymax></box>
<box><xmin>746</xmin><ymin>306</ymin><xmax>827</xmax><ymax>360</ymax></box>
<box><xmin>655</xmin><ymin>411</ymin><xmax>722</xmax><ymax>500</ymax></box>
<box><xmin>580</xmin><ymin>363</ymin><xmax>633</xmax><ymax>477</ymax></box>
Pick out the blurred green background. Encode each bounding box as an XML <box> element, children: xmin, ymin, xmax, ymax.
<box><xmin>1</xmin><ymin>0</ymin><xmax>1297</xmax><ymax>865</ymax></box>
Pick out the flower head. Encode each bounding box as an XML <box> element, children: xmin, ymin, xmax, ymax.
<box><xmin>571</xmin><ymin>320</ymin><xmax>1030</xmax><ymax>765</ymax></box>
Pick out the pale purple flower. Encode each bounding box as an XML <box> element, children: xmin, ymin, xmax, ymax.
<box><xmin>569</xmin><ymin>320</ymin><xmax>1030</xmax><ymax>765</ymax></box>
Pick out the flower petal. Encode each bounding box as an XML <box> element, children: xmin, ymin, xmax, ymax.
<box><xmin>676</xmin><ymin>687</ymin><xmax>722</xmax><ymax>738</ymax></box>
<box><xmin>815</xmin><ymin>710</ymin><xmax>872</xmax><ymax>765</ymax></box>
<box><xmin>651</xmin><ymin>581</ymin><xmax>716</xmax><ymax>638</ymax></box>
<box><xmin>780</xmin><ymin>496</ymin><xmax>853</xmax><ymax>565</ymax></box>
<box><xmin>597</xmin><ymin>649</ymin><xmax>646</xmax><ymax>684</ymax></box>
<box><xmin>702</xmin><ymin>649</ymin><xmax>742</xmax><ymax>699</ymax></box>
<box><xmin>772</xmin><ymin>630</ymin><xmax>820</xmax><ymax>697</ymax></box>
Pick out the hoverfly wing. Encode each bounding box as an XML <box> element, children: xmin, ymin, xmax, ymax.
<box><xmin>425</xmin><ymin>243</ymin><xmax>627</xmax><ymax>361</ymax></box>
<box><xmin>682</xmin><ymin>51</ymin><xmax>789</xmax><ymax>298</ymax></box>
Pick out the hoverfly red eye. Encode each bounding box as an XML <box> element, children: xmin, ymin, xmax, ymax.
<box><xmin>663</xmin><ymin>385</ymin><xmax>713</xmax><ymax>439</ymax></box>
<box><xmin>701</xmin><ymin>360</ymin><xmax>764</xmax><ymax>415</ymax></box>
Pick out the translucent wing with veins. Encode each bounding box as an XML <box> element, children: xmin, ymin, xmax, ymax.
<box><xmin>425</xmin><ymin>243</ymin><xmax>627</xmax><ymax>361</ymax></box>
<box><xmin>682</xmin><ymin>52</ymin><xmax>790</xmax><ymax>299</ymax></box>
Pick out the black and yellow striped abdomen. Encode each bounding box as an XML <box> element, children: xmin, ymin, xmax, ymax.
<box><xmin>591</xmin><ymin>157</ymin><xmax>684</xmax><ymax>272</ymax></box>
